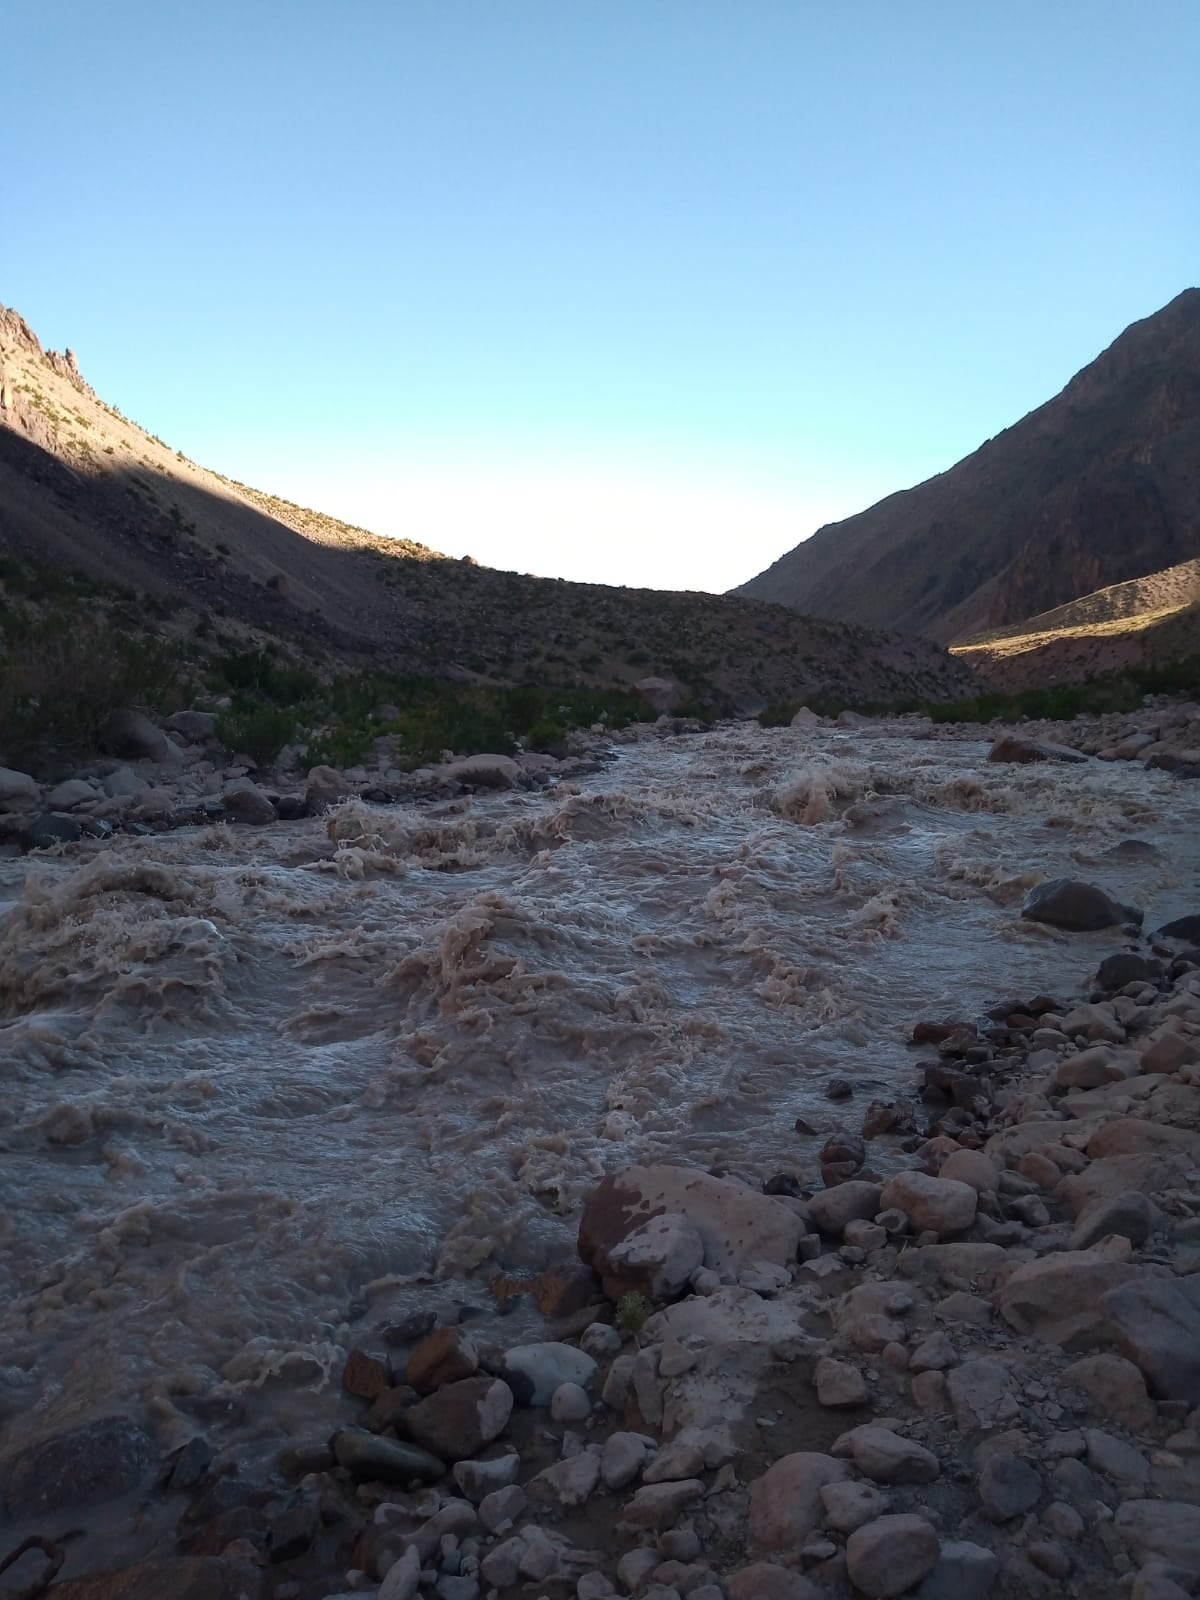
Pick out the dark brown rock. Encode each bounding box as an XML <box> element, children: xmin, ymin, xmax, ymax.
<box><xmin>1022</xmin><ymin>879</ymin><xmax>1143</xmax><ymax>932</ymax></box>
<box><xmin>342</xmin><ymin>1347</ymin><xmax>390</xmax><ymax>1400</ymax></box>
<box><xmin>405</xmin><ymin>1327</ymin><xmax>479</xmax><ymax>1394</ymax></box>
<box><xmin>1</xmin><ymin>1416</ymin><xmax>157</xmax><ymax>1519</ymax></box>
<box><xmin>403</xmin><ymin>1376</ymin><xmax>513</xmax><ymax>1461</ymax></box>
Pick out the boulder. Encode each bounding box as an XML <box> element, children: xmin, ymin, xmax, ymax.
<box><xmin>442</xmin><ymin>753</ymin><xmax>521</xmax><ymax>790</ymax></box>
<box><xmin>790</xmin><ymin>706</ymin><xmax>821</xmax><ymax>729</ymax></box>
<box><xmin>1021</xmin><ymin>878</ymin><xmax>1143</xmax><ymax>932</ymax></box>
<box><xmin>0</xmin><ymin>1415</ymin><xmax>157</xmax><ymax>1517</ymax></box>
<box><xmin>1158</xmin><ymin>914</ymin><xmax>1200</xmax><ymax>943</ymax></box>
<box><xmin>846</xmin><ymin>1513</ymin><xmax>941</xmax><ymax>1598</ymax></box>
<box><xmin>100</xmin><ymin>708</ymin><xmax>169</xmax><ymax>761</ymax></box>
<box><xmin>0</xmin><ymin>764</ymin><xmax>40</xmax><ymax>811</ymax></box>
<box><xmin>305</xmin><ymin>765</ymin><xmax>351</xmax><ymax>812</ymax></box>
<box><xmin>402</xmin><ymin>1377</ymin><xmax>513</xmax><ymax>1460</ymax></box>
<box><xmin>748</xmin><ymin>1452</ymin><xmax>850</xmax><ymax>1549</ymax></box>
<box><xmin>44</xmin><ymin>778</ymin><xmax>97</xmax><ymax>810</ymax></box>
<box><xmin>814</xmin><ymin>1357</ymin><xmax>869</xmax><ymax>1408</ymax></box>
<box><xmin>500</xmin><ymin>1342</ymin><xmax>596</xmax><ymax>1406</ymax></box>
<box><xmin>878</xmin><ymin>1171</ymin><xmax>977</xmax><ymax>1236</ymax></box>
<box><xmin>165</xmin><ymin>709</ymin><xmax>218</xmax><ymax>743</ymax></box>
<box><xmin>995</xmin><ymin>1247</ymin><xmax>1140</xmax><ymax>1347</ymax></box>
<box><xmin>841</xmin><ymin>1425</ymin><xmax>940</xmax><ymax>1484</ymax></box>
<box><xmin>1069</xmin><ymin>1191</ymin><xmax>1154</xmax><ymax>1251</ymax></box>
<box><xmin>916</xmin><ymin>1541</ymin><xmax>1001</xmax><ymax>1600</ymax></box>
<box><xmin>977</xmin><ymin>1452</ymin><xmax>1041</xmax><ymax>1522</ymax></box>
<box><xmin>332</xmin><ymin>1429</ymin><xmax>445</xmax><ymax>1482</ymax></box>
<box><xmin>406</xmin><ymin>1326</ymin><xmax>479</xmax><ymax>1394</ymax></box>
<box><xmin>820</xmin><ymin>1479</ymin><xmax>892</xmax><ymax>1533</ymax></box>
<box><xmin>23</xmin><ymin>813</ymin><xmax>84</xmax><ymax>849</ymax></box>
<box><xmin>1061</xmin><ymin>1353</ymin><xmax>1156</xmax><ymax>1433</ymax></box>
<box><xmin>936</xmin><ymin>1149</ymin><xmax>999</xmax><ymax>1193</ymax></box>
<box><xmin>602</xmin><ymin>1211</ymin><xmax>705</xmax><ymax>1302</ymax></box>
<box><xmin>726</xmin><ymin>1564</ymin><xmax>821</xmax><ymax>1600</ymax></box>
<box><xmin>1102</xmin><ymin>1276</ymin><xmax>1200</xmax><ymax>1404</ymax></box>
<box><xmin>806</xmin><ymin>1180</ymin><xmax>883</xmax><ymax>1236</ymax></box>
<box><xmin>222</xmin><ymin>778</ymin><xmax>277</xmax><ymax>825</ymax></box>
<box><xmin>1114</xmin><ymin>1500</ymin><xmax>1200</xmax><ymax>1571</ymax></box>
<box><xmin>578</xmin><ymin>1164</ymin><xmax>804</xmax><ymax>1294</ymax></box>
<box><xmin>1096</xmin><ymin>952</ymin><xmax>1164</xmax><ymax>989</ymax></box>
<box><xmin>988</xmin><ymin>736</ymin><xmax>1086</xmax><ymax>764</ymax></box>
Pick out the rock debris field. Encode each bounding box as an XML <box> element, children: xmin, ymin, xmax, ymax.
<box><xmin>1</xmin><ymin>705</ymin><xmax>1200</xmax><ymax>1599</ymax></box>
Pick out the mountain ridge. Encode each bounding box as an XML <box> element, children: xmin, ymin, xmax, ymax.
<box><xmin>734</xmin><ymin>289</ymin><xmax>1200</xmax><ymax>645</ymax></box>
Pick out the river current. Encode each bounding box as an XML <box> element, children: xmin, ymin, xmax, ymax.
<box><xmin>1</xmin><ymin>720</ymin><xmax>1197</xmax><ymax>1478</ymax></box>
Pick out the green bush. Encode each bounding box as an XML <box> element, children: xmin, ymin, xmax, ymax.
<box><xmin>215</xmin><ymin>704</ymin><xmax>297</xmax><ymax>766</ymax></box>
<box><xmin>0</xmin><ymin>606</ymin><xmax>182</xmax><ymax>767</ymax></box>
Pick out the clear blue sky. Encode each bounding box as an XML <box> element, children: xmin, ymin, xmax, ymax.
<box><xmin>6</xmin><ymin>2</ymin><xmax>1197</xmax><ymax>592</ymax></box>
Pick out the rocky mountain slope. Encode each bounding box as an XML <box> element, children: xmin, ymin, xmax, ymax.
<box><xmin>953</xmin><ymin>555</ymin><xmax>1200</xmax><ymax>689</ymax></box>
<box><xmin>0</xmin><ymin>304</ymin><xmax>975</xmax><ymax>712</ymax></box>
<box><xmin>735</xmin><ymin>289</ymin><xmax>1200</xmax><ymax>645</ymax></box>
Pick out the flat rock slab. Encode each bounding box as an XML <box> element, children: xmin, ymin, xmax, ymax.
<box><xmin>579</xmin><ymin>1164</ymin><xmax>804</xmax><ymax>1297</ymax></box>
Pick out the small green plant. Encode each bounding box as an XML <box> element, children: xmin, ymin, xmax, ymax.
<box><xmin>615</xmin><ymin>1291</ymin><xmax>652</xmax><ymax>1340</ymax></box>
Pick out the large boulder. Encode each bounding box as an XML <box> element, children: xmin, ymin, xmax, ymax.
<box><xmin>578</xmin><ymin>1165</ymin><xmax>805</xmax><ymax>1298</ymax></box>
<box><xmin>0</xmin><ymin>765</ymin><xmax>39</xmax><ymax>812</ymax></box>
<box><xmin>846</xmin><ymin>1514</ymin><xmax>941</xmax><ymax>1598</ymax></box>
<box><xmin>165</xmin><ymin>709</ymin><xmax>218</xmax><ymax>743</ymax></box>
<box><xmin>403</xmin><ymin>1376</ymin><xmax>513</xmax><ymax>1460</ymax></box>
<box><xmin>1021</xmin><ymin>878</ymin><xmax>1142</xmax><ymax>932</ymax></box>
<box><xmin>995</xmin><ymin>1248</ymin><xmax>1140</xmax><ymax>1347</ymax></box>
<box><xmin>878</xmin><ymin>1171</ymin><xmax>977</xmax><ymax>1237</ymax></box>
<box><xmin>100</xmin><ymin>708</ymin><xmax>170</xmax><ymax>762</ymax></box>
<box><xmin>222</xmin><ymin>778</ymin><xmax>277</xmax><ymax>825</ymax></box>
<box><xmin>442</xmin><ymin>753</ymin><xmax>521</xmax><ymax>790</ymax></box>
<box><xmin>45</xmin><ymin>778</ymin><xmax>98</xmax><ymax>810</ymax></box>
<box><xmin>1102</xmin><ymin>1276</ymin><xmax>1200</xmax><ymax>1405</ymax></box>
<box><xmin>1114</xmin><ymin>1501</ymin><xmax>1200</xmax><ymax>1572</ymax></box>
<box><xmin>749</xmin><ymin>1452</ymin><xmax>850</xmax><ymax>1549</ymax></box>
<box><xmin>305</xmin><ymin>765</ymin><xmax>352</xmax><ymax>812</ymax></box>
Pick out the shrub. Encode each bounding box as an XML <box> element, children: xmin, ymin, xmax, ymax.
<box><xmin>215</xmin><ymin>705</ymin><xmax>297</xmax><ymax>767</ymax></box>
<box><xmin>0</xmin><ymin>606</ymin><xmax>182</xmax><ymax>767</ymax></box>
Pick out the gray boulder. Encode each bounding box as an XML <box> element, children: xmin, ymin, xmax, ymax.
<box><xmin>166</xmin><ymin>709</ymin><xmax>218</xmax><ymax>742</ymax></box>
<box><xmin>1102</xmin><ymin>1276</ymin><xmax>1200</xmax><ymax>1404</ymax></box>
<box><xmin>100</xmin><ymin>707</ymin><xmax>169</xmax><ymax>761</ymax></box>
<box><xmin>223</xmin><ymin>778</ymin><xmax>277</xmax><ymax>826</ymax></box>
<box><xmin>0</xmin><ymin>765</ymin><xmax>39</xmax><ymax>812</ymax></box>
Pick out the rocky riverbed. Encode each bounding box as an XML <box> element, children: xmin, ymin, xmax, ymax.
<box><xmin>0</xmin><ymin>708</ymin><xmax>1199</xmax><ymax>1598</ymax></box>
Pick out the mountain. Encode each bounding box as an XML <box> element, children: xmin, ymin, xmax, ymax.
<box><xmin>734</xmin><ymin>289</ymin><xmax>1200</xmax><ymax>645</ymax></box>
<box><xmin>0</xmin><ymin>302</ymin><xmax>976</xmax><ymax>711</ymax></box>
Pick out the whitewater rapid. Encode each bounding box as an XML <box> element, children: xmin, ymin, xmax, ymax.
<box><xmin>1</xmin><ymin>719</ymin><xmax>1197</xmax><ymax>1478</ymax></box>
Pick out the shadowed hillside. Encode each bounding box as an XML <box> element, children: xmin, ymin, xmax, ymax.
<box><xmin>734</xmin><ymin>289</ymin><xmax>1200</xmax><ymax>645</ymax></box>
<box><xmin>0</xmin><ymin>302</ymin><xmax>977</xmax><ymax>712</ymax></box>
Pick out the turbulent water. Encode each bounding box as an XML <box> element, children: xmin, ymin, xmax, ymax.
<box><xmin>2</xmin><ymin>720</ymin><xmax>1197</xmax><ymax>1483</ymax></box>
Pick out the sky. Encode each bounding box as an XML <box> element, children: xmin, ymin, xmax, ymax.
<box><xmin>5</xmin><ymin>2</ymin><xmax>1198</xmax><ymax>593</ymax></box>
